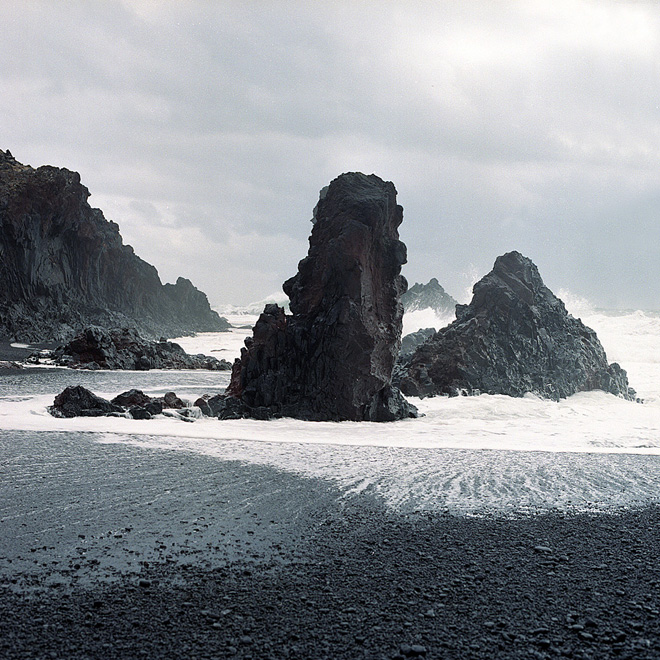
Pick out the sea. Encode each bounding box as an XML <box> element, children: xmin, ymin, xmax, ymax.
<box><xmin>1</xmin><ymin>293</ymin><xmax>659</xmax><ymax>516</ymax></box>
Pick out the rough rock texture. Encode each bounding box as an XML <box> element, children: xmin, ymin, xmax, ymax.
<box><xmin>401</xmin><ymin>277</ymin><xmax>457</xmax><ymax>315</ymax></box>
<box><xmin>48</xmin><ymin>385</ymin><xmax>124</xmax><ymax>418</ymax></box>
<box><xmin>48</xmin><ymin>326</ymin><xmax>232</xmax><ymax>371</ymax></box>
<box><xmin>225</xmin><ymin>172</ymin><xmax>417</xmax><ymax>421</ymax></box>
<box><xmin>399</xmin><ymin>327</ymin><xmax>436</xmax><ymax>359</ymax></box>
<box><xmin>399</xmin><ymin>251</ymin><xmax>635</xmax><ymax>401</ymax></box>
<box><xmin>0</xmin><ymin>149</ymin><xmax>229</xmax><ymax>342</ymax></box>
<box><xmin>48</xmin><ymin>386</ymin><xmax>198</xmax><ymax>420</ymax></box>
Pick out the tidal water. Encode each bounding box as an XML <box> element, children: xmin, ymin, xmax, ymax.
<box><xmin>1</xmin><ymin>299</ymin><xmax>659</xmax><ymax>516</ymax></box>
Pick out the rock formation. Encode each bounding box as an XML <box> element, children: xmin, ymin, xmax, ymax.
<box><xmin>47</xmin><ymin>326</ymin><xmax>232</xmax><ymax>371</ymax></box>
<box><xmin>223</xmin><ymin>172</ymin><xmax>417</xmax><ymax>421</ymax></box>
<box><xmin>48</xmin><ymin>386</ymin><xmax>201</xmax><ymax>420</ymax></box>
<box><xmin>401</xmin><ymin>278</ymin><xmax>457</xmax><ymax>315</ymax></box>
<box><xmin>399</xmin><ymin>327</ymin><xmax>436</xmax><ymax>359</ymax></box>
<box><xmin>49</xmin><ymin>385</ymin><xmax>124</xmax><ymax>418</ymax></box>
<box><xmin>399</xmin><ymin>251</ymin><xmax>635</xmax><ymax>401</ymax></box>
<box><xmin>0</xmin><ymin>149</ymin><xmax>229</xmax><ymax>342</ymax></box>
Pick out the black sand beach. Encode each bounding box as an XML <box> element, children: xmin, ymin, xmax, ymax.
<box><xmin>2</xmin><ymin>431</ymin><xmax>660</xmax><ymax>659</ymax></box>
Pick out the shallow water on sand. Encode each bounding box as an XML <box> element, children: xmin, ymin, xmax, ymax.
<box><xmin>1</xmin><ymin>304</ymin><xmax>660</xmax><ymax>515</ymax></box>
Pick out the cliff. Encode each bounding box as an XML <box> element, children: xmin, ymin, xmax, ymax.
<box><xmin>0</xmin><ymin>150</ymin><xmax>228</xmax><ymax>341</ymax></box>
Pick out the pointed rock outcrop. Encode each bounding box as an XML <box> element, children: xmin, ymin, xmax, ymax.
<box><xmin>399</xmin><ymin>251</ymin><xmax>635</xmax><ymax>401</ymax></box>
<box><xmin>224</xmin><ymin>172</ymin><xmax>417</xmax><ymax>421</ymax></box>
<box><xmin>401</xmin><ymin>278</ymin><xmax>457</xmax><ymax>315</ymax></box>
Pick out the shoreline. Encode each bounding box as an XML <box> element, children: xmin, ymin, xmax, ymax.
<box><xmin>2</xmin><ymin>431</ymin><xmax>660</xmax><ymax>658</ymax></box>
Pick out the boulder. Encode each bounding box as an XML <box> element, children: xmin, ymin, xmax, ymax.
<box><xmin>128</xmin><ymin>406</ymin><xmax>152</xmax><ymax>420</ymax></box>
<box><xmin>49</xmin><ymin>385</ymin><xmax>123</xmax><ymax>418</ymax></box>
<box><xmin>111</xmin><ymin>389</ymin><xmax>152</xmax><ymax>408</ymax></box>
<box><xmin>193</xmin><ymin>396</ymin><xmax>212</xmax><ymax>417</ymax></box>
<box><xmin>226</xmin><ymin>172</ymin><xmax>417</xmax><ymax>421</ymax></box>
<box><xmin>163</xmin><ymin>391</ymin><xmax>186</xmax><ymax>409</ymax></box>
<box><xmin>0</xmin><ymin>149</ymin><xmax>229</xmax><ymax>342</ymax></box>
<box><xmin>49</xmin><ymin>387</ymin><xmax>179</xmax><ymax>419</ymax></box>
<box><xmin>401</xmin><ymin>278</ymin><xmax>457</xmax><ymax>315</ymax></box>
<box><xmin>399</xmin><ymin>251</ymin><xmax>636</xmax><ymax>401</ymax></box>
<box><xmin>50</xmin><ymin>326</ymin><xmax>232</xmax><ymax>371</ymax></box>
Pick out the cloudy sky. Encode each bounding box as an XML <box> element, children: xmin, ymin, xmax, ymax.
<box><xmin>2</xmin><ymin>1</ymin><xmax>660</xmax><ymax>309</ymax></box>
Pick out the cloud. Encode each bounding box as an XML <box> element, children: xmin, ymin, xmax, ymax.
<box><xmin>2</xmin><ymin>0</ymin><xmax>660</xmax><ymax>309</ymax></box>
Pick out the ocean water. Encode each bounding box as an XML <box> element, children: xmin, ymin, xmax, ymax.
<box><xmin>1</xmin><ymin>299</ymin><xmax>659</xmax><ymax>515</ymax></box>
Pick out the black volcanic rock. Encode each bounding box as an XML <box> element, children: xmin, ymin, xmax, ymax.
<box><xmin>399</xmin><ymin>327</ymin><xmax>436</xmax><ymax>359</ymax></box>
<box><xmin>399</xmin><ymin>251</ymin><xmax>635</xmax><ymax>401</ymax></box>
<box><xmin>50</xmin><ymin>326</ymin><xmax>232</xmax><ymax>371</ymax></box>
<box><xmin>49</xmin><ymin>385</ymin><xmax>123</xmax><ymax>418</ymax></box>
<box><xmin>225</xmin><ymin>172</ymin><xmax>417</xmax><ymax>421</ymax></box>
<box><xmin>49</xmin><ymin>386</ymin><xmax>190</xmax><ymax>419</ymax></box>
<box><xmin>400</xmin><ymin>278</ymin><xmax>457</xmax><ymax>315</ymax></box>
<box><xmin>0</xmin><ymin>149</ymin><xmax>229</xmax><ymax>342</ymax></box>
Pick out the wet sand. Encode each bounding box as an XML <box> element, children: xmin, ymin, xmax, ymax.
<box><xmin>0</xmin><ymin>341</ymin><xmax>56</xmax><ymax>362</ymax></box>
<box><xmin>2</xmin><ymin>431</ymin><xmax>660</xmax><ymax>659</ymax></box>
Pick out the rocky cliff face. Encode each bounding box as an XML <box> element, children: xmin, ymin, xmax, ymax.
<box><xmin>0</xmin><ymin>149</ymin><xmax>228</xmax><ymax>341</ymax></box>
<box><xmin>401</xmin><ymin>278</ymin><xmax>457</xmax><ymax>315</ymax></box>
<box><xmin>399</xmin><ymin>251</ymin><xmax>635</xmax><ymax>401</ymax></box>
<box><xmin>224</xmin><ymin>172</ymin><xmax>417</xmax><ymax>421</ymax></box>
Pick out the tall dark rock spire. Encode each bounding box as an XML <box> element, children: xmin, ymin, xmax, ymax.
<box><xmin>225</xmin><ymin>172</ymin><xmax>417</xmax><ymax>421</ymax></box>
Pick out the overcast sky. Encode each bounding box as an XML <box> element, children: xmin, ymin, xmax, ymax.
<box><xmin>2</xmin><ymin>1</ymin><xmax>660</xmax><ymax>310</ymax></box>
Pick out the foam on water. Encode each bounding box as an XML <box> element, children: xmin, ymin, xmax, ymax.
<box><xmin>402</xmin><ymin>308</ymin><xmax>455</xmax><ymax>337</ymax></box>
<box><xmin>2</xmin><ymin>302</ymin><xmax>660</xmax><ymax>514</ymax></box>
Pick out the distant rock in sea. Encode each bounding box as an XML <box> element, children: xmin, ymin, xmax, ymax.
<box><xmin>222</xmin><ymin>172</ymin><xmax>417</xmax><ymax>422</ymax></box>
<box><xmin>401</xmin><ymin>278</ymin><xmax>457</xmax><ymax>315</ymax></box>
<box><xmin>0</xmin><ymin>149</ymin><xmax>229</xmax><ymax>342</ymax></box>
<box><xmin>48</xmin><ymin>326</ymin><xmax>232</xmax><ymax>371</ymax></box>
<box><xmin>399</xmin><ymin>251</ymin><xmax>636</xmax><ymax>401</ymax></box>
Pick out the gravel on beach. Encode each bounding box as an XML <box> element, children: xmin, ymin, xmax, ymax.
<box><xmin>2</xmin><ymin>432</ymin><xmax>660</xmax><ymax>659</ymax></box>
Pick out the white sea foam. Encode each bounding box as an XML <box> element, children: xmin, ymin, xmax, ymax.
<box><xmin>402</xmin><ymin>308</ymin><xmax>454</xmax><ymax>337</ymax></box>
<box><xmin>216</xmin><ymin>292</ymin><xmax>289</xmax><ymax>317</ymax></box>
<box><xmin>2</xmin><ymin>304</ymin><xmax>660</xmax><ymax>513</ymax></box>
<box><xmin>172</xmin><ymin>324</ymin><xmax>251</xmax><ymax>363</ymax></box>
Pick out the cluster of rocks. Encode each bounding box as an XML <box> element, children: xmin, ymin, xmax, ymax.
<box><xmin>49</xmin><ymin>385</ymin><xmax>201</xmax><ymax>421</ymax></box>
<box><xmin>0</xmin><ymin>149</ymin><xmax>229</xmax><ymax>342</ymax></box>
<box><xmin>224</xmin><ymin>172</ymin><xmax>417</xmax><ymax>422</ymax></box>
<box><xmin>44</xmin><ymin>326</ymin><xmax>231</xmax><ymax>371</ymax></box>
<box><xmin>398</xmin><ymin>251</ymin><xmax>635</xmax><ymax>401</ymax></box>
<box><xmin>47</xmin><ymin>384</ymin><xmax>272</xmax><ymax>422</ymax></box>
<box><xmin>22</xmin><ymin>162</ymin><xmax>636</xmax><ymax>418</ymax></box>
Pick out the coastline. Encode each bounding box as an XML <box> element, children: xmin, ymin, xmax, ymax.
<box><xmin>2</xmin><ymin>431</ymin><xmax>660</xmax><ymax>658</ymax></box>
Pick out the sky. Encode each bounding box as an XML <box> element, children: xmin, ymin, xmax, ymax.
<box><xmin>2</xmin><ymin>0</ymin><xmax>660</xmax><ymax>310</ymax></box>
